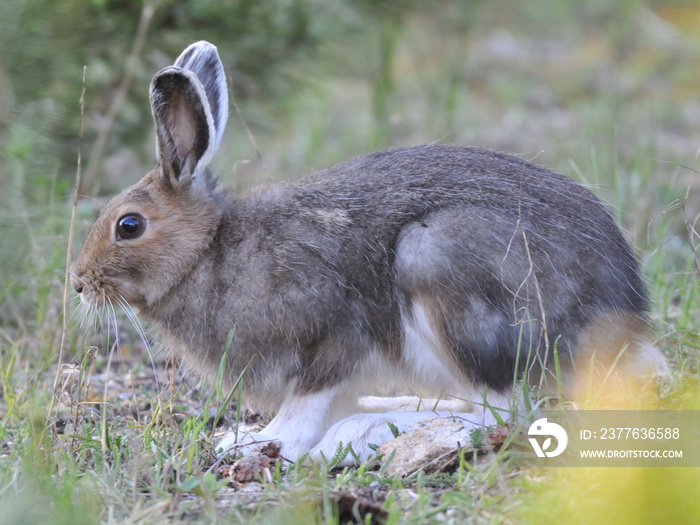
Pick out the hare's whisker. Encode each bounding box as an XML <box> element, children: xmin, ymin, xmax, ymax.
<box><xmin>116</xmin><ymin>295</ymin><xmax>159</xmax><ymax>392</ymax></box>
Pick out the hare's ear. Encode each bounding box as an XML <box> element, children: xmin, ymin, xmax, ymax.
<box><xmin>149</xmin><ymin>41</ymin><xmax>228</xmax><ymax>187</ymax></box>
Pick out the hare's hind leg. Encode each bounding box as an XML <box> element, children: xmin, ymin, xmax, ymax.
<box><xmin>307</xmin><ymin>291</ymin><xmax>522</xmax><ymax>466</ymax></box>
<box><xmin>357</xmin><ymin>395</ymin><xmax>471</xmax><ymax>412</ymax></box>
<box><xmin>392</xmin><ymin>213</ymin><xmax>527</xmax><ymax>396</ymax></box>
<box><xmin>300</xmin><ymin>293</ymin><xmax>520</xmax><ymax>466</ymax></box>
<box><xmin>309</xmin><ymin>392</ymin><xmax>516</xmax><ymax>466</ymax></box>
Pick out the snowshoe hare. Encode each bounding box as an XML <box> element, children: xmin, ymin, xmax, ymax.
<box><xmin>72</xmin><ymin>41</ymin><xmax>667</xmax><ymax>463</ymax></box>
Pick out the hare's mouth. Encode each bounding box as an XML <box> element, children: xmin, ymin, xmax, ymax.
<box><xmin>71</xmin><ymin>275</ymin><xmax>117</xmax><ymax>310</ymax></box>
<box><xmin>71</xmin><ymin>275</ymin><xmax>151</xmax><ymax>367</ymax></box>
<box><xmin>77</xmin><ymin>285</ymin><xmax>108</xmax><ymax>309</ymax></box>
<box><xmin>76</xmin><ymin>281</ymin><xmax>144</xmax><ymax>322</ymax></box>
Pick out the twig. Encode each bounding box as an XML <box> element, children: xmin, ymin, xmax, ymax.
<box><xmin>679</xmin><ymin>200</ymin><xmax>700</xmax><ymax>279</ymax></box>
<box><xmin>48</xmin><ymin>65</ymin><xmax>88</xmax><ymax>428</ymax></box>
<box><xmin>521</xmin><ymin>229</ymin><xmax>551</xmax><ymax>390</ymax></box>
<box><xmin>80</xmin><ymin>0</ymin><xmax>156</xmax><ymax>196</ymax></box>
<box><xmin>231</xmin><ymin>93</ymin><xmax>264</xmax><ymax>167</ymax></box>
<box><xmin>170</xmin><ymin>355</ymin><xmax>175</xmax><ymax>414</ymax></box>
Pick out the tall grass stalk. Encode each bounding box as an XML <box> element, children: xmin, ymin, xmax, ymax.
<box><xmin>48</xmin><ymin>65</ymin><xmax>87</xmax><ymax>429</ymax></box>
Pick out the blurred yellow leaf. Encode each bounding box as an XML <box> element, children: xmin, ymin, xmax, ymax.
<box><xmin>654</xmin><ymin>4</ymin><xmax>700</xmax><ymax>38</ymax></box>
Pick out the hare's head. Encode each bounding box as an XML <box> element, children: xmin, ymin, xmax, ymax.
<box><xmin>71</xmin><ymin>41</ymin><xmax>229</xmax><ymax>313</ymax></box>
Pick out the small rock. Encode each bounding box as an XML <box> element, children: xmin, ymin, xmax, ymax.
<box><xmin>377</xmin><ymin>417</ymin><xmax>493</xmax><ymax>477</ymax></box>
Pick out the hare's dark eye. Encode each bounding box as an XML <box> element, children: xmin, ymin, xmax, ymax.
<box><xmin>116</xmin><ymin>214</ymin><xmax>146</xmax><ymax>240</ymax></box>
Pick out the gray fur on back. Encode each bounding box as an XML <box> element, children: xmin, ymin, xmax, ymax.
<box><xmin>149</xmin><ymin>144</ymin><xmax>647</xmax><ymax>402</ymax></box>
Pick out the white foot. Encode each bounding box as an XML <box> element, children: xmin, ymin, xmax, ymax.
<box><xmin>216</xmin><ymin>386</ymin><xmax>353</xmax><ymax>461</ymax></box>
<box><xmin>309</xmin><ymin>410</ymin><xmax>491</xmax><ymax>466</ymax></box>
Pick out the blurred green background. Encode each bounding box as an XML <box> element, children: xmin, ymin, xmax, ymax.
<box><xmin>2</xmin><ymin>0</ymin><xmax>700</xmax><ymax>389</ymax></box>
<box><xmin>2</xmin><ymin>1</ymin><xmax>700</xmax><ymax>523</ymax></box>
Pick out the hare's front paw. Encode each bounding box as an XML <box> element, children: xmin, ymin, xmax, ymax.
<box><xmin>216</xmin><ymin>425</ymin><xmax>321</xmax><ymax>461</ymax></box>
<box><xmin>217</xmin><ymin>390</ymin><xmax>344</xmax><ymax>461</ymax></box>
<box><xmin>308</xmin><ymin>412</ymin><xmax>402</xmax><ymax>466</ymax></box>
<box><xmin>216</xmin><ymin>428</ymin><xmax>282</xmax><ymax>458</ymax></box>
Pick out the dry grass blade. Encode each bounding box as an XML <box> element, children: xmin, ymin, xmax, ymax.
<box><xmin>48</xmin><ymin>65</ymin><xmax>88</xmax><ymax>428</ymax></box>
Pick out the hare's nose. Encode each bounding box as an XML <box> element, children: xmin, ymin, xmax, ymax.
<box><xmin>71</xmin><ymin>275</ymin><xmax>84</xmax><ymax>294</ymax></box>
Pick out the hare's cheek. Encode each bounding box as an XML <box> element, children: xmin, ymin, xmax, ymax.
<box><xmin>107</xmin><ymin>278</ymin><xmax>145</xmax><ymax>306</ymax></box>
